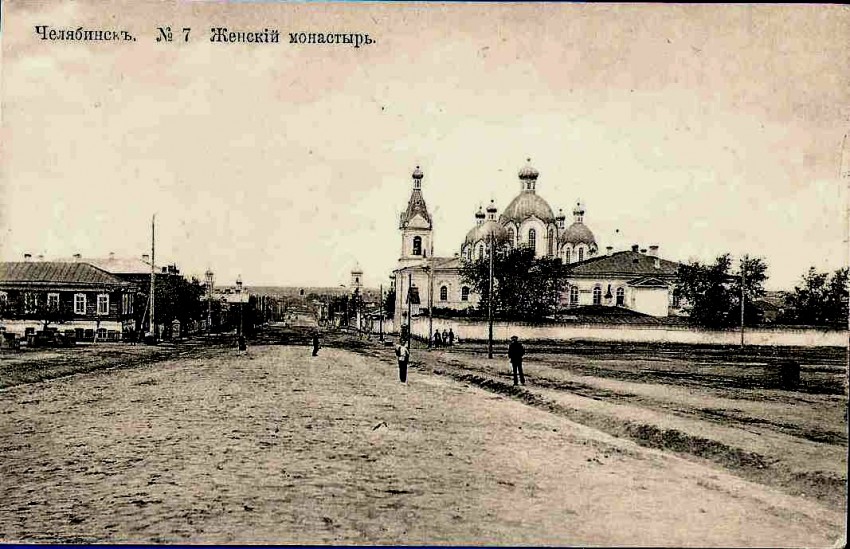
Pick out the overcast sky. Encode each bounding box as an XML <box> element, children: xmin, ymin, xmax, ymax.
<box><xmin>1</xmin><ymin>2</ymin><xmax>848</xmax><ymax>290</ymax></box>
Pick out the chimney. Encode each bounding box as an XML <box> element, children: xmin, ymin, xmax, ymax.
<box><xmin>631</xmin><ymin>244</ymin><xmax>639</xmax><ymax>252</ymax></box>
<box><xmin>73</xmin><ymin>253</ymin><xmax>82</xmax><ymax>260</ymax></box>
<box><xmin>654</xmin><ymin>257</ymin><xmax>661</xmax><ymax>269</ymax></box>
<box><xmin>37</xmin><ymin>254</ymin><xmax>45</xmax><ymax>261</ymax></box>
<box><xmin>142</xmin><ymin>254</ymin><xmax>150</xmax><ymax>262</ymax></box>
<box><xmin>640</xmin><ymin>248</ymin><xmax>647</xmax><ymax>254</ymax></box>
<box><xmin>23</xmin><ymin>253</ymin><xmax>32</xmax><ymax>261</ymax></box>
<box><xmin>648</xmin><ymin>245</ymin><xmax>659</xmax><ymax>258</ymax></box>
<box><xmin>606</xmin><ymin>246</ymin><xmax>613</xmax><ymax>255</ymax></box>
<box><xmin>108</xmin><ymin>252</ymin><xmax>115</xmax><ymax>260</ymax></box>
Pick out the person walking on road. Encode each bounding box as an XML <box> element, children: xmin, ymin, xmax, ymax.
<box><xmin>395</xmin><ymin>340</ymin><xmax>410</xmax><ymax>383</ymax></box>
<box><xmin>508</xmin><ymin>335</ymin><xmax>525</xmax><ymax>386</ymax></box>
<box><xmin>312</xmin><ymin>332</ymin><xmax>320</xmax><ymax>356</ymax></box>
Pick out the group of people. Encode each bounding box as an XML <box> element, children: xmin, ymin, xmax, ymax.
<box><xmin>432</xmin><ymin>328</ymin><xmax>455</xmax><ymax>347</ymax></box>
<box><xmin>394</xmin><ymin>334</ymin><xmax>526</xmax><ymax>386</ymax></box>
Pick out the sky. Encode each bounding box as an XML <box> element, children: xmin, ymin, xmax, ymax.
<box><xmin>1</xmin><ymin>2</ymin><xmax>848</xmax><ymax>290</ymax></box>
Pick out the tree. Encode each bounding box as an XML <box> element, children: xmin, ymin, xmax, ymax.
<box><xmin>460</xmin><ymin>246</ymin><xmax>566</xmax><ymax>321</ymax></box>
<box><xmin>779</xmin><ymin>267</ymin><xmax>848</xmax><ymax>326</ymax></box>
<box><xmin>135</xmin><ymin>275</ymin><xmax>206</xmax><ymax>336</ymax></box>
<box><xmin>675</xmin><ymin>254</ymin><xmax>768</xmax><ymax>329</ymax></box>
<box><xmin>383</xmin><ymin>288</ymin><xmax>396</xmax><ymax>318</ymax></box>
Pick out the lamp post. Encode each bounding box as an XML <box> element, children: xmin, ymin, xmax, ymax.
<box><xmin>488</xmin><ymin>233</ymin><xmax>494</xmax><ymax>359</ymax></box>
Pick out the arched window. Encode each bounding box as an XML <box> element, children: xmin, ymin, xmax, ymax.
<box><xmin>672</xmin><ymin>292</ymin><xmax>681</xmax><ymax>308</ymax></box>
<box><xmin>570</xmin><ymin>286</ymin><xmax>579</xmax><ymax>306</ymax></box>
<box><xmin>565</xmin><ymin>248</ymin><xmax>571</xmax><ymax>263</ymax></box>
<box><xmin>547</xmin><ymin>228</ymin><xmax>554</xmax><ymax>256</ymax></box>
<box><xmin>507</xmin><ymin>227</ymin><xmax>515</xmax><ymax>247</ymax></box>
<box><xmin>578</xmin><ymin>247</ymin><xmax>584</xmax><ymax>262</ymax></box>
<box><xmin>528</xmin><ymin>229</ymin><xmax>536</xmax><ymax>253</ymax></box>
<box><xmin>412</xmin><ymin>236</ymin><xmax>422</xmax><ymax>256</ymax></box>
<box><xmin>616</xmin><ymin>287</ymin><xmax>625</xmax><ymax>306</ymax></box>
<box><xmin>440</xmin><ymin>286</ymin><xmax>448</xmax><ymax>301</ymax></box>
<box><xmin>355</xmin><ymin>277</ymin><xmax>359</xmax><ymax>284</ymax></box>
<box><xmin>477</xmin><ymin>244</ymin><xmax>484</xmax><ymax>259</ymax></box>
<box><xmin>592</xmin><ymin>286</ymin><xmax>602</xmax><ymax>305</ymax></box>
<box><xmin>461</xmin><ymin>286</ymin><xmax>470</xmax><ymax>301</ymax></box>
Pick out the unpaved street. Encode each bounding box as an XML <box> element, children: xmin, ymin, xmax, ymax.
<box><xmin>0</xmin><ymin>342</ymin><xmax>845</xmax><ymax>545</ymax></box>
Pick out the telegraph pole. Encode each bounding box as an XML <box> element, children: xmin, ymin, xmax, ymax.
<box><xmin>379</xmin><ymin>284</ymin><xmax>384</xmax><ymax>341</ymax></box>
<box><xmin>428</xmin><ymin>240</ymin><xmax>434</xmax><ymax>349</ymax></box>
<box><xmin>407</xmin><ymin>272</ymin><xmax>412</xmax><ymax>344</ymax></box>
<box><xmin>488</xmin><ymin>233</ymin><xmax>494</xmax><ymax>359</ymax></box>
<box><xmin>740</xmin><ymin>254</ymin><xmax>747</xmax><ymax>348</ymax></box>
<box><xmin>150</xmin><ymin>214</ymin><xmax>156</xmax><ymax>342</ymax></box>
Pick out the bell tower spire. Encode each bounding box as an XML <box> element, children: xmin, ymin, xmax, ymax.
<box><xmin>398</xmin><ymin>165</ymin><xmax>433</xmax><ymax>267</ymax></box>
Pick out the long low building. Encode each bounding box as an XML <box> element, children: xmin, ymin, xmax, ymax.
<box><xmin>0</xmin><ymin>261</ymin><xmax>136</xmax><ymax>341</ymax></box>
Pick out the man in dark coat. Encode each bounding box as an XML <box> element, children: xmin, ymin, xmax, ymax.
<box><xmin>507</xmin><ymin>335</ymin><xmax>525</xmax><ymax>386</ymax></box>
<box><xmin>312</xmin><ymin>332</ymin><xmax>320</xmax><ymax>356</ymax></box>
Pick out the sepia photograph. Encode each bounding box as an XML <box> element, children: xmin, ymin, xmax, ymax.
<box><xmin>0</xmin><ymin>2</ymin><xmax>848</xmax><ymax>546</ymax></box>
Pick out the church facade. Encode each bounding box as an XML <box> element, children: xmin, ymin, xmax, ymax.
<box><xmin>390</xmin><ymin>161</ymin><xmax>684</xmax><ymax>328</ymax></box>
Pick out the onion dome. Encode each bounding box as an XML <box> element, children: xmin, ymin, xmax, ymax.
<box><xmin>518</xmin><ymin>158</ymin><xmax>539</xmax><ymax>180</ymax></box>
<box><xmin>474</xmin><ymin>205</ymin><xmax>486</xmax><ymax>222</ymax></box>
<box><xmin>486</xmin><ymin>200</ymin><xmax>498</xmax><ymax>215</ymax></box>
<box><xmin>412</xmin><ymin>165</ymin><xmax>424</xmax><ymax>180</ymax></box>
<box><xmin>500</xmin><ymin>193</ymin><xmax>556</xmax><ymax>225</ymax></box>
<box><xmin>555</xmin><ymin>208</ymin><xmax>566</xmax><ymax>223</ymax></box>
<box><xmin>464</xmin><ymin>220</ymin><xmax>509</xmax><ymax>246</ymax></box>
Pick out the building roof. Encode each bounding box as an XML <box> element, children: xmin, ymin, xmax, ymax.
<box><xmin>565</xmin><ymin>251</ymin><xmax>681</xmax><ymax>277</ymax></box>
<box><xmin>55</xmin><ymin>256</ymin><xmax>161</xmax><ymax>275</ymax></box>
<box><xmin>399</xmin><ymin>188</ymin><xmax>431</xmax><ymax>228</ymax></box>
<box><xmin>0</xmin><ymin>262</ymin><xmax>131</xmax><ymax>287</ymax></box>
<box><xmin>499</xmin><ymin>191</ymin><xmax>556</xmax><ymax>225</ymax></box>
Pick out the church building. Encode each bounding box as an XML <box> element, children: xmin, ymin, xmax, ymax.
<box><xmin>391</xmin><ymin>161</ymin><xmax>684</xmax><ymax>328</ymax></box>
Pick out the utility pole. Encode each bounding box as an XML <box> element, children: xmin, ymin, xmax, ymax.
<box><xmin>407</xmin><ymin>272</ymin><xmax>412</xmax><ymax>344</ymax></box>
<box><xmin>150</xmin><ymin>214</ymin><xmax>156</xmax><ymax>342</ymax></box>
<box><xmin>379</xmin><ymin>284</ymin><xmax>384</xmax><ymax>341</ymax></box>
<box><xmin>428</xmin><ymin>240</ymin><xmax>434</xmax><ymax>349</ymax></box>
<box><xmin>740</xmin><ymin>254</ymin><xmax>747</xmax><ymax>348</ymax></box>
<box><xmin>488</xmin><ymin>233</ymin><xmax>494</xmax><ymax>359</ymax></box>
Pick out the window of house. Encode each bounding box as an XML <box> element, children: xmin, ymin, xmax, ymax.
<box><xmin>578</xmin><ymin>247</ymin><xmax>584</xmax><ymax>262</ymax></box>
<box><xmin>565</xmin><ymin>248</ymin><xmax>571</xmax><ymax>264</ymax></box>
<box><xmin>47</xmin><ymin>293</ymin><xmax>60</xmax><ymax>311</ymax></box>
<box><xmin>592</xmin><ymin>286</ymin><xmax>602</xmax><ymax>305</ymax></box>
<box><xmin>23</xmin><ymin>292</ymin><xmax>38</xmax><ymax>314</ymax></box>
<box><xmin>547</xmin><ymin>228</ymin><xmax>554</xmax><ymax>256</ymax></box>
<box><xmin>440</xmin><ymin>286</ymin><xmax>448</xmax><ymax>301</ymax></box>
<box><xmin>672</xmin><ymin>293</ymin><xmax>680</xmax><ymax>308</ymax></box>
<box><xmin>412</xmin><ymin>236</ymin><xmax>422</xmax><ymax>256</ymax></box>
<box><xmin>528</xmin><ymin>229</ymin><xmax>536</xmax><ymax>253</ymax></box>
<box><xmin>121</xmin><ymin>293</ymin><xmax>134</xmax><ymax>315</ymax></box>
<box><xmin>616</xmin><ymin>287</ymin><xmax>625</xmax><ymax>306</ymax></box>
<box><xmin>96</xmin><ymin>327</ymin><xmax>107</xmax><ymax>340</ymax></box>
<box><xmin>477</xmin><ymin>244</ymin><xmax>484</xmax><ymax>259</ymax></box>
<box><xmin>461</xmin><ymin>286</ymin><xmax>470</xmax><ymax>301</ymax></box>
<box><xmin>97</xmin><ymin>294</ymin><xmax>109</xmax><ymax>315</ymax></box>
<box><xmin>74</xmin><ymin>294</ymin><xmax>86</xmax><ymax>315</ymax></box>
<box><xmin>570</xmin><ymin>286</ymin><xmax>579</xmax><ymax>306</ymax></box>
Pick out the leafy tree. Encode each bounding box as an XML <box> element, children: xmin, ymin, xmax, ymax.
<box><xmin>779</xmin><ymin>267</ymin><xmax>848</xmax><ymax>326</ymax></box>
<box><xmin>460</xmin><ymin>246</ymin><xmax>566</xmax><ymax>321</ymax></box>
<box><xmin>383</xmin><ymin>288</ymin><xmax>396</xmax><ymax>318</ymax></box>
<box><xmin>675</xmin><ymin>254</ymin><xmax>768</xmax><ymax>329</ymax></box>
<box><xmin>135</xmin><ymin>275</ymin><xmax>206</xmax><ymax>336</ymax></box>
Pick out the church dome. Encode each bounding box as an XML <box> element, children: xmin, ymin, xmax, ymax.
<box><xmin>412</xmin><ymin>165</ymin><xmax>424</xmax><ymax>180</ymax></box>
<box><xmin>560</xmin><ymin>222</ymin><xmax>597</xmax><ymax>246</ymax></box>
<box><xmin>499</xmin><ymin>193</ymin><xmax>556</xmax><ymax>225</ymax></box>
<box><xmin>464</xmin><ymin>220</ymin><xmax>509</xmax><ymax>246</ymax></box>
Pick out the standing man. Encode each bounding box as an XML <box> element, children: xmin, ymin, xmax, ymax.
<box><xmin>312</xmin><ymin>332</ymin><xmax>320</xmax><ymax>356</ymax></box>
<box><xmin>441</xmin><ymin>328</ymin><xmax>449</xmax><ymax>348</ymax></box>
<box><xmin>507</xmin><ymin>335</ymin><xmax>525</xmax><ymax>386</ymax></box>
<box><xmin>447</xmin><ymin>328</ymin><xmax>455</xmax><ymax>346</ymax></box>
<box><xmin>433</xmin><ymin>329</ymin><xmax>442</xmax><ymax>348</ymax></box>
<box><xmin>395</xmin><ymin>340</ymin><xmax>410</xmax><ymax>383</ymax></box>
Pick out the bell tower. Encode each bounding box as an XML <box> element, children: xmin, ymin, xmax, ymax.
<box><xmin>398</xmin><ymin>165</ymin><xmax>433</xmax><ymax>268</ymax></box>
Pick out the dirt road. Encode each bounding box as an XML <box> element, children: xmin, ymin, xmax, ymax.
<box><xmin>0</xmin><ymin>340</ymin><xmax>844</xmax><ymax>545</ymax></box>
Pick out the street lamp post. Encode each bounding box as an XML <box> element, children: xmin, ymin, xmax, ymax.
<box><xmin>236</xmin><ymin>275</ymin><xmax>245</xmax><ymax>351</ymax></box>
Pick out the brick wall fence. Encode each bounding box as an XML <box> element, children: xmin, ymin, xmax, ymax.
<box><xmin>371</xmin><ymin>317</ymin><xmax>847</xmax><ymax>348</ymax></box>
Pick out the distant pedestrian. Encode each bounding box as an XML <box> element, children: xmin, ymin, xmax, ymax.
<box><xmin>433</xmin><ymin>330</ymin><xmax>442</xmax><ymax>348</ymax></box>
<box><xmin>395</xmin><ymin>341</ymin><xmax>410</xmax><ymax>383</ymax></box>
<box><xmin>447</xmin><ymin>328</ymin><xmax>455</xmax><ymax>346</ymax></box>
<box><xmin>507</xmin><ymin>335</ymin><xmax>525</xmax><ymax>386</ymax></box>
<box><xmin>312</xmin><ymin>332</ymin><xmax>320</xmax><ymax>356</ymax></box>
<box><xmin>441</xmin><ymin>329</ymin><xmax>449</xmax><ymax>347</ymax></box>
